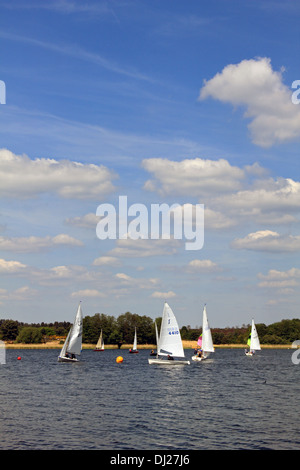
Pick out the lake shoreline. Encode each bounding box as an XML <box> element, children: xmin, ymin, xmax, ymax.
<box><xmin>3</xmin><ymin>340</ymin><xmax>294</xmax><ymax>350</ymax></box>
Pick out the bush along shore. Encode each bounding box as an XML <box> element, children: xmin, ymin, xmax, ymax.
<box><xmin>1</xmin><ymin>314</ymin><xmax>300</xmax><ymax>347</ymax></box>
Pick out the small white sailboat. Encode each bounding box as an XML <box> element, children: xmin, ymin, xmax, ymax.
<box><xmin>129</xmin><ymin>327</ymin><xmax>139</xmax><ymax>353</ymax></box>
<box><xmin>58</xmin><ymin>302</ymin><xmax>83</xmax><ymax>363</ymax></box>
<box><xmin>245</xmin><ymin>319</ymin><xmax>261</xmax><ymax>356</ymax></box>
<box><xmin>94</xmin><ymin>329</ymin><xmax>104</xmax><ymax>351</ymax></box>
<box><xmin>192</xmin><ymin>304</ymin><xmax>214</xmax><ymax>361</ymax></box>
<box><xmin>148</xmin><ymin>302</ymin><xmax>190</xmax><ymax>365</ymax></box>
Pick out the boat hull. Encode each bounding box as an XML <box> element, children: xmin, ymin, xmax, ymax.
<box><xmin>58</xmin><ymin>356</ymin><xmax>79</xmax><ymax>363</ymax></box>
<box><xmin>192</xmin><ymin>355</ymin><xmax>204</xmax><ymax>361</ymax></box>
<box><xmin>129</xmin><ymin>350</ymin><xmax>139</xmax><ymax>354</ymax></box>
<box><xmin>148</xmin><ymin>358</ymin><xmax>190</xmax><ymax>365</ymax></box>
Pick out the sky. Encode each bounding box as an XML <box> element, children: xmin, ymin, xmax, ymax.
<box><xmin>0</xmin><ymin>0</ymin><xmax>299</xmax><ymax>328</ymax></box>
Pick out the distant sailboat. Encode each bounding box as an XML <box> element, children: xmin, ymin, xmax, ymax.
<box><xmin>148</xmin><ymin>302</ymin><xmax>190</xmax><ymax>365</ymax></box>
<box><xmin>94</xmin><ymin>329</ymin><xmax>104</xmax><ymax>351</ymax></box>
<box><xmin>129</xmin><ymin>327</ymin><xmax>139</xmax><ymax>353</ymax></box>
<box><xmin>245</xmin><ymin>319</ymin><xmax>261</xmax><ymax>356</ymax></box>
<box><xmin>58</xmin><ymin>302</ymin><xmax>83</xmax><ymax>363</ymax></box>
<box><xmin>192</xmin><ymin>304</ymin><xmax>214</xmax><ymax>361</ymax></box>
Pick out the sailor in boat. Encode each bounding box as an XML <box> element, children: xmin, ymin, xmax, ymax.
<box><xmin>167</xmin><ymin>355</ymin><xmax>174</xmax><ymax>360</ymax></box>
<box><xmin>245</xmin><ymin>348</ymin><xmax>254</xmax><ymax>355</ymax></box>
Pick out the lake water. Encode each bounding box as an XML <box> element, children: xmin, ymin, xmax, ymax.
<box><xmin>0</xmin><ymin>348</ymin><xmax>299</xmax><ymax>450</ymax></box>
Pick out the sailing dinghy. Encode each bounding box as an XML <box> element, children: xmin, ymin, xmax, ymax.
<box><xmin>148</xmin><ymin>302</ymin><xmax>190</xmax><ymax>365</ymax></box>
<box><xmin>192</xmin><ymin>305</ymin><xmax>214</xmax><ymax>361</ymax></box>
<box><xmin>129</xmin><ymin>327</ymin><xmax>139</xmax><ymax>353</ymax></box>
<box><xmin>58</xmin><ymin>302</ymin><xmax>83</xmax><ymax>363</ymax></box>
<box><xmin>245</xmin><ymin>319</ymin><xmax>261</xmax><ymax>356</ymax></box>
<box><xmin>94</xmin><ymin>329</ymin><xmax>104</xmax><ymax>351</ymax></box>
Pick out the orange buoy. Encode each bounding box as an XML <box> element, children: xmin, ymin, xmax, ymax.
<box><xmin>116</xmin><ymin>356</ymin><xmax>123</xmax><ymax>363</ymax></box>
<box><xmin>17</xmin><ymin>356</ymin><xmax>21</xmax><ymax>360</ymax></box>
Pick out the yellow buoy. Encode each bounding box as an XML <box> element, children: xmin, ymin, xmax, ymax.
<box><xmin>116</xmin><ymin>356</ymin><xmax>123</xmax><ymax>363</ymax></box>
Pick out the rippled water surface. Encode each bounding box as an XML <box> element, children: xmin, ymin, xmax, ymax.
<box><xmin>0</xmin><ymin>348</ymin><xmax>299</xmax><ymax>450</ymax></box>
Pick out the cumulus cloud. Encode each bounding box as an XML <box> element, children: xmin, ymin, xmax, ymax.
<box><xmin>0</xmin><ymin>258</ymin><xmax>27</xmax><ymax>273</ymax></box>
<box><xmin>142</xmin><ymin>156</ymin><xmax>300</xmax><ymax>228</ymax></box>
<box><xmin>92</xmin><ymin>256</ymin><xmax>122</xmax><ymax>267</ymax></box>
<box><xmin>0</xmin><ymin>234</ymin><xmax>83</xmax><ymax>253</ymax></box>
<box><xmin>65</xmin><ymin>213</ymin><xmax>100</xmax><ymax>228</ymax></box>
<box><xmin>0</xmin><ymin>285</ymin><xmax>37</xmax><ymax>302</ymax></box>
<box><xmin>142</xmin><ymin>157</ymin><xmax>244</xmax><ymax>197</ymax></box>
<box><xmin>0</xmin><ymin>148</ymin><xmax>117</xmax><ymax>199</ymax></box>
<box><xmin>151</xmin><ymin>291</ymin><xmax>176</xmax><ymax>299</ymax></box>
<box><xmin>211</xmin><ymin>176</ymin><xmax>300</xmax><ymax>226</ymax></box>
<box><xmin>186</xmin><ymin>259</ymin><xmax>222</xmax><ymax>272</ymax></box>
<box><xmin>257</xmin><ymin>267</ymin><xmax>300</xmax><ymax>294</ymax></box>
<box><xmin>258</xmin><ymin>267</ymin><xmax>300</xmax><ymax>281</ymax></box>
<box><xmin>71</xmin><ymin>289</ymin><xmax>106</xmax><ymax>298</ymax></box>
<box><xmin>109</xmin><ymin>238</ymin><xmax>180</xmax><ymax>258</ymax></box>
<box><xmin>115</xmin><ymin>272</ymin><xmax>159</xmax><ymax>290</ymax></box>
<box><xmin>199</xmin><ymin>57</ymin><xmax>300</xmax><ymax>147</ymax></box>
<box><xmin>218</xmin><ymin>178</ymin><xmax>300</xmax><ymax>213</ymax></box>
<box><xmin>232</xmin><ymin>230</ymin><xmax>300</xmax><ymax>252</ymax></box>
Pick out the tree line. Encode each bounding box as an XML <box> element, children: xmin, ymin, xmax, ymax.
<box><xmin>0</xmin><ymin>313</ymin><xmax>299</xmax><ymax>345</ymax></box>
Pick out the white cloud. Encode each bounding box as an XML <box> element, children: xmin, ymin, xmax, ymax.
<box><xmin>93</xmin><ymin>256</ymin><xmax>122</xmax><ymax>267</ymax></box>
<box><xmin>65</xmin><ymin>213</ymin><xmax>100</xmax><ymax>228</ymax></box>
<box><xmin>218</xmin><ymin>177</ymin><xmax>300</xmax><ymax>213</ymax></box>
<box><xmin>258</xmin><ymin>267</ymin><xmax>300</xmax><ymax>280</ymax></box>
<box><xmin>151</xmin><ymin>291</ymin><xmax>176</xmax><ymax>299</ymax></box>
<box><xmin>258</xmin><ymin>279</ymin><xmax>298</xmax><ymax>288</ymax></box>
<box><xmin>115</xmin><ymin>272</ymin><xmax>159</xmax><ymax>289</ymax></box>
<box><xmin>232</xmin><ymin>230</ymin><xmax>300</xmax><ymax>252</ymax></box>
<box><xmin>0</xmin><ymin>148</ymin><xmax>117</xmax><ymax>199</ymax></box>
<box><xmin>0</xmin><ymin>285</ymin><xmax>37</xmax><ymax>301</ymax></box>
<box><xmin>0</xmin><ymin>258</ymin><xmax>27</xmax><ymax>273</ymax></box>
<box><xmin>142</xmin><ymin>157</ymin><xmax>300</xmax><ymax>227</ymax></box>
<box><xmin>142</xmin><ymin>157</ymin><xmax>244</xmax><ymax>196</ymax></box>
<box><xmin>71</xmin><ymin>289</ymin><xmax>106</xmax><ymax>298</ymax></box>
<box><xmin>0</xmin><ymin>234</ymin><xmax>83</xmax><ymax>253</ymax></box>
<box><xmin>186</xmin><ymin>259</ymin><xmax>222</xmax><ymax>272</ymax></box>
<box><xmin>211</xmin><ymin>176</ymin><xmax>300</xmax><ymax>226</ymax></box>
<box><xmin>199</xmin><ymin>57</ymin><xmax>300</xmax><ymax>147</ymax></box>
<box><xmin>257</xmin><ymin>267</ymin><xmax>300</xmax><ymax>302</ymax></box>
<box><xmin>195</xmin><ymin>207</ymin><xmax>236</xmax><ymax>229</ymax></box>
<box><xmin>109</xmin><ymin>238</ymin><xmax>180</xmax><ymax>258</ymax></box>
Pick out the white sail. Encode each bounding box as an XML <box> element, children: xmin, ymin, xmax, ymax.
<box><xmin>202</xmin><ymin>305</ymin><xmax>214</xmax><ymax>353</ymax></box>
<box><xmin>59</xmin><ymin>329</ymin><xmax>71</xmax><ymax>358</ymax></box>
<box><xmin>158</xmin><ymin>302</ymin><xmax>185</xmax><ymax>358</ymax></box>
<box><xmin>155</xmin><ymin>321</ymin><xmax>159</xmax><ymax>347</ymax></box>
<box><xmin>133</xmin><ymin>327</ymin><xmax>137</xmax><ymax>350</ymax></box>
<box><xmin>67</xmin><ymin>303</ymin><xmax>83</xmax><ymax>355</ymax></box>
<box><xmin>95</xmin><ymin>329</ymin><xmax>104</xmax><ymax>350</ymax></box>
<box><xmin>249</xmin><ymin>319</ymin><xmax>261</xmax><ymax>351</ymax></box>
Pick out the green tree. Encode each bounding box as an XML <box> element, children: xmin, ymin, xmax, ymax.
<box><xmin>16</xmin><ymin>327</ymin><xmax>43</xmax><ymax>344</ymax></box>
<box><xmin>0</xmin><ymin>319</ymin><xmax>20</xmax><ymax>341</ymax></box>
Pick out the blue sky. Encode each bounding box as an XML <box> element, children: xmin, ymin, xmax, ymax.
<box><xmin>0</xmin><ymin>0</ymin><xmax>299</xmax><ymax>327</ymax></box>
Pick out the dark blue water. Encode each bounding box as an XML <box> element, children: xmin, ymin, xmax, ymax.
<box><xmin>0</xmin><ymin>348</ymin><xmax>299</xmax><ymax>450</ymax></box>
